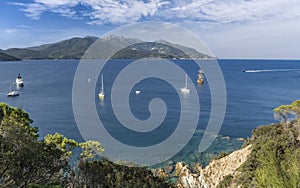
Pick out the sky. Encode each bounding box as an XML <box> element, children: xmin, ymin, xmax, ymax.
<box><xmin>0</xmin><ymin>0</ymin><xmax>299</xmax><ymax>59</ymax></box>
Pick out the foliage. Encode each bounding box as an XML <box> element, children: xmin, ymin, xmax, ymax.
<box><xmin>274</xmin><ymin>100</ymin><xmax>300</xmax><ymax>140</ymax></box>
<box><xmin>274</xmin><ymin>100</ymin><xmax>300</xmax><ymax>121</ymax></box>
<box><xmin>255</xmin><ymin>146</ymin><xmax>300</xmax><ymax>188</ymax></box>
<box><xmin>0</xmin><ymin>119</ymin><xmax>68</xmax><ymax>187</ymax></box>
<box><xmin>1</xmin><ymin>103</ymin><xmax>173</xmax><ymax>187</ymax></box>
<box><xmin>79</xmin><ymin>140</ymin><xmax>104</xmax><ymax>161</ymax></box>
<box><xmin>44</xmin><ymin>133</ymin><xmax>79</xmax><ymax>159</ymax></box>
<box><xmin>217</xmin><ymin>175</ymin><xmax>233</xmax><ymax>188</ymax></box>
<box><xmin>237</xmin><ymin>121</ymin><xmax>300</xmax><ymax>187</ymax></box>
<box><xmin>0</xmin><ymin>102</ymin><xmax>37</xmax><ymax>137</ymax></box>
<box><xmin>71</xmin><ymin>158</ymin><xmax>174</xmax><ymax>188</ymax></box>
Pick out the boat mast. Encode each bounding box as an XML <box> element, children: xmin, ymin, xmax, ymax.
<box><xmin>185</xmin><ymin>74</ymin><xmax>188</xmax><ymax>88</ymax></box>
<box><xmin>101</xmin><ymin>74</ymin><xmax>104</xmax><ymax>93</ymax></box>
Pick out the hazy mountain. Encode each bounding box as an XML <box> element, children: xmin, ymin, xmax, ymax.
<box><xmin>112</xmin><ymin>41</ymin><xmax>210</xmax><ymax>59</ymax></box>
<box><xmin>82</xmin><ymin>35</ymin><xmax>142</xmax><ymax>59</ymax></box>
<box><xmin>3</xmin><ymin>35</ymin><xmax>210</xmax><ymax>60</ymax></box>
<box><xmin>5</xmin><ymin>36</ymin><xmax>98</xmax><ymax>60</ymax></box>
<box><xmin>5</xmin><ymin>48</ymin><xmax>41</xmax><ymax>60</ymax></box>
<box><xmin>0</xmin><ymin>52</ymin><xmax>20</xmax><ymax>61</ymax></box>
<box><xmin>155</xmin><ymin>39</ymin><xmax>210</xmax><ymax>59</ymax></box>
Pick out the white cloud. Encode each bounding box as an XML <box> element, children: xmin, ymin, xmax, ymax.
<box><xmin>3</xmin><ymin>29</ymin><xmax>18</xmax><ymax>34</ymax></box>
<box><xmin>12</xmin><ymin>0</ymin><xmax>169</xmax><ymax>24</ymax></box>
<box><xmin>12</xmin><ymin>0</ymin><xmax>300</xmax><ymax>25</ymax></box>
<box><xmin>84</xmin><ymin>0</ymin><xmax>169</xmax><ymax>24</ymax></box>
<box><xmin>162</xmin><ymin>0</ymin><xmax>300</xmax><ymax>24</ymax></box>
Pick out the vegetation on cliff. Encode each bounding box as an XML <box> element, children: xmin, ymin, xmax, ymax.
<box><xmin>2</xmin><ymin>35</ymin><xmax>209</xmax><ymax>60</ymax></box>
<box><xmin>0</xmin><ymin>103</ymin><xmax>173</xmax><ymax>187</ymax></box>
<box><xmin>232</xmin><ymin>100</ymin><xmax>300</xmax><ymax>187</ymax></box>
<box><xmin>2</xmin><ymin>98</ymin><xmax>300</xmax><ymax>187</ymax></box>
<box><xmin>175</xmin><ymin>100</ymin><xmax>300</xmax><ymax>188</ymax></box>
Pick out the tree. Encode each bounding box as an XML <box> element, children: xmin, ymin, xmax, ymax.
<box><xmin>79</xmin><ymin>140</ymin><xmax>104</xmax><ymax>161</ymax></box>
<box><xmin>44</xmin><ymin>133</ymin><xmax>79</xmax><ymax>159</ymax></box>
<box><xmin>0</xmin><ymin>104</ymin><xmax>69</xmax><ymax>187</ymax></box>
<box><xmin>0</xmin><ymin>120</ymin><xmax>68</xmax><ymax>187</ymax></box>
<box><xmin>0</xmin><ymin>102</ymin><xmax>37</xmax><ymax>137</ymax></box>
<box><xmin>274</xmin><ymin>100</ymin><xmax>300</xmax><ymax>139</ymax></box>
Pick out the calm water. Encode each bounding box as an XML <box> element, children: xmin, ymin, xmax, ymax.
<box><xmin>1</xmin><ymin>59</ymin><xmax>300</xmax><ymax>164</ymax></box>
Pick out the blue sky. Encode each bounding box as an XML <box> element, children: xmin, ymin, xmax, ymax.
<box><xmin>0</xmin><ymin>0</ymin><xmax>299</xmax><ymax>59</ymax></box>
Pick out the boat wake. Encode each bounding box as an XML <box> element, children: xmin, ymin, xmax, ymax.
<box><xmin>243</xmin><ymin>69</ymin><xmax>300</xmax><ymax>73</ymax></box>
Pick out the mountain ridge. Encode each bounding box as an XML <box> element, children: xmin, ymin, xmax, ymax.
<box><xmin>0</xmin><ymin>51</ymin><xmax>20</xmax><ymax>61</ymax></box>
<box><xmin>2</xmin><ymin>35</ymin><xmax>210</xmax><ymax>61</ymax></box>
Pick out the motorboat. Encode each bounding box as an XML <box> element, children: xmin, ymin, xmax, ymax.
<box><xmin>16</xmin><ymin>74</ymin><xmax>24</xmax><ymax>87</ymax></box>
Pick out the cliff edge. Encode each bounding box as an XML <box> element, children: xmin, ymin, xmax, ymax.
<box><xmin>176</xmin><ymin>145</ymin><xmax>252</xmax><ymax>188</ymax></box>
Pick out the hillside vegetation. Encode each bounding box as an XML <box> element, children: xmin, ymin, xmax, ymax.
<box><xmin>0</xmin><ymin>103</ymin><xmax>174</xmax><ymax>187</ymax></box>
<box><xmin>176</xmin><ymin>100</ymin><xmax>300</xmax><ymax>188</ymax></box>
<box><xmin>0</xmin><ymin>51</ymin><xmax>20</xmax><ymax>61</ymax></box>
<box><xmin>2</xmin><ymin>35</ymin><xmax>210</xmax><ymax>60</ymax></box>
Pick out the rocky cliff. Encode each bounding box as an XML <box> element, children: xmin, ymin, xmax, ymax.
<box><xmin>0</xmin><ymin>108</ymin><xmax>3</xmax><ymax>125</ymax></box>
<box><xmin>175</xmin><ymin>145</ymin><xmax>252</xmax><ymax>188</ymax></box>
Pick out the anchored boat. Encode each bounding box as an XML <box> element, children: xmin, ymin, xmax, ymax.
<box><xmin>98</xmin><ymin>74</ymin><xmax>105</xmax><ymax>99</ymax></box>
<box><xmin>197</xmin><ymin>69</ymin><xmax>204</xmax><ymax>84</ymax></box>
<box><xmin>16</xmin><ymin>74</ymin><xmax>24</xmax><ymax>87</ymax></box>
<box><xmin>180</xmin><ymin>74</ymin><xmax>190</xmax><ymax>94</ymax></box>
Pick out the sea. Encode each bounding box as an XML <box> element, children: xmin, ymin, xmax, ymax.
<box><xmin>1</xmin><ymin>59</ymin><xmax>300</xmax><ymax>166</ymax></box>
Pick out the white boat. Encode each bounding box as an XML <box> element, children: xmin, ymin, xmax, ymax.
<box><xmin>16</xmin><ymin>74</ymin><xmax>24</xmax><ymax>87</ymax></box>
<box><xmin>7</xmin><ymin>90</ymin><xmax>19</xmax><ymax>97</ymax></box>
<box><xmin>98</xmin><ymin>74</ymin><xmax>105</xmax><ymax>99</ymax></box>
<box><xmin>7</xmin><ymin>82</ymin><xmax>19</xmax><ymax>97</ymax></box>
<box><xmin>135</xmin><ymin>90</ymin><xmax>141</xmax><ymax>95</ymax></box>
<box><xmin>180</xmin><ymin>74</ymin><xmax>190</xmax><ymax>93</ymax></box>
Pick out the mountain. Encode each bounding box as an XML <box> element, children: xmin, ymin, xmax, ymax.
<box><xmin>0</xmin><ymin>51</ymin><xmax>20</xmax><ymax>61</ymax></box>
<box><xmin>111</xmin><ymin>41</ymin><xmax>210</xmax><ymax>59</ymax></box>
<box><xmin>4</xmin><ymin>48</ymin><xmax>41</xmax><ymax>60</ymax></box>
<box><xmin>4</xmin><ymin>36</ymin><xmax>98</xmax><ymax>60</ymax></box>
<box><xmin>3</xmin><ymin>35</ymin><xmax>210</xmax><ymax>60</ymax></box>
<box><xmin>81</xmin><ymin>35</ymin><xmax>143</xmax><ymax>59</ymax></box>
<box><xmin>155</xmin><ymin>39</ymin><xmax>210</xmax><ymax>59</ymax></box>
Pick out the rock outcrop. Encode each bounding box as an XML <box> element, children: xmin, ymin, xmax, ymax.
<box><xmin>0</xmin><ymin>108</ymin><xmax>3</xmax><ymax>125</ymax></box>
<box><xmin>176</xmin><ymin>145</ymin><xmax>252</xmax><ymax>188</ymax></box>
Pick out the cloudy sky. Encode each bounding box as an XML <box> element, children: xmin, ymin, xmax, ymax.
<box><xmin>0</xmin><ymin>0</ymin><xmax>299</xmax><ymax>59</ymax></box>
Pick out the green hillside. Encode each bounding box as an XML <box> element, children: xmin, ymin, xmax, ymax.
<box><xmin>3</xmin><ymin>35</ymin><xmax>210</xmax><ymax>60</ymax></box>
<box><xmin>0</xmin><ymin>51</ymin><xmax>20</xmax><ymax>61</ymax></box>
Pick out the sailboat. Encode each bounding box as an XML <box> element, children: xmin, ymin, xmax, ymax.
<box><xmin>197</xmin><ymin>69</ymin><xmax>204</xmax><ymax>84</ymax></box>
<box><xmin>98</xmin><ymin>74</ymin><xmax>105</xmax><ymax>99</ymax></box>
<box><xmin>180</xmin><ymin>74</ymin><xmax>190</xmax><ymax>93</ymax></box>
<box><xmin>7</xmin><ymin>82</ymin><xmax>19</xmax><ymax>97</ymax></box>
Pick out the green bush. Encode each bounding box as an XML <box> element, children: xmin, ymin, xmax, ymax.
<box><xmin>236</xmin><ymin>122</ymin><xmax>300</xmax><ymax>187</ymax></box>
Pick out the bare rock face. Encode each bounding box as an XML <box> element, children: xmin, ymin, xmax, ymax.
<box><xmin>176</xmin><ymin>145</ymin><xmax>252</xmax><ymax>188</ymax></box>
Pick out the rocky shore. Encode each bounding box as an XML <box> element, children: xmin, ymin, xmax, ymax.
<box><xmin>175</xmin><ymin>145</ymin><xmax>252</xmax><ymax>188</ymax></box>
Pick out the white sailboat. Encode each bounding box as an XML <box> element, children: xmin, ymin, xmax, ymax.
<box><xmin>180</xmin><ymin>74</ymin><xmax>190</xmax><ymax>94</ymax></box>
<box><xmin>7</xmin><ymin>82</ymin><xmax>19</xmax><ymax>97</ymax></box>
<box><xmin>98</xmin><ymin>74</ymin><xmax>105</xmax><ymax>99</ymax></box>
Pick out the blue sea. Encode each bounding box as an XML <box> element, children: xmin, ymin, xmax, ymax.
<box><xmin>1</xmin><ymin>59</ymin><xmax>300</xmax><ymax>165</ymax></box>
